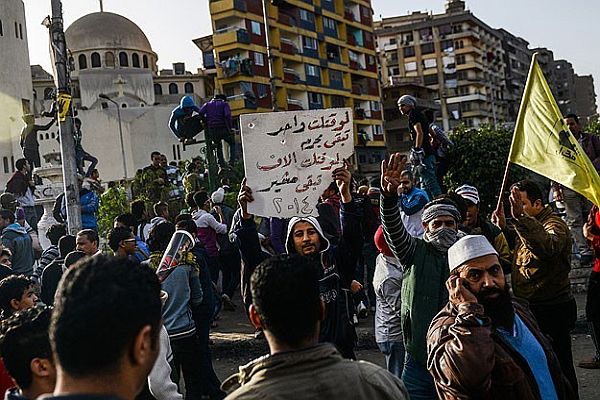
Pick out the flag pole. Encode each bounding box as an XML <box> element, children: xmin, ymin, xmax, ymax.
<box><xmin>496</xmin><ymin>161</ymin><xmax>511</xmax><ymax>212</ymax></box>
<box><xmin>495</xmin><ymin>52</ymin><xmax>539</xmax><ymax>213</ymax></box>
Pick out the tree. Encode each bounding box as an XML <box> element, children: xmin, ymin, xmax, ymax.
<box><xmin>444</xmin><ymin>124</ymin><xmax>529</xmax><ymax>216</ymax></box>
<box><xmin>97</xmin><ymin>184</ymin><xmax>129</xmax><ymax>240</ymax></box>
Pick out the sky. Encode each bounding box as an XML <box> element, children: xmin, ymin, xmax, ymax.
<box><xmin>24</xmin><ymin>0</ymin><xmax>600</xmax><ymax>96</ymax></box>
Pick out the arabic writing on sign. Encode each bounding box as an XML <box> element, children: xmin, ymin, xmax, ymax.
<box><xmin>241</xmin><ymin>108</ymin><xmax>354</xmax><ymax>218</ymax></box>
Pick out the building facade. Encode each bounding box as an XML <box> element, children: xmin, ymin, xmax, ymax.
<box><xmin>208</xmin><ymin>0</ymin><xmax>384</xmax><ymax>173</ymax></box>
<box><xmin>497</xmin><ymin>28</ymin><xmax>531</xmax><ymax>122</ymax></box>
<box><xmin>374</xmin><ymin>0</ymin><xmax>510</xmax><ymax>130</ymax></box>
<box><xmin>0</xmin><ymin>0</ymin><xmax>33</xmax><ymax>185</ymax></box>
<box><xmin>575</xmin><ymin>75</ymin><xmax>598</xmax><ymax>122</ymax></box>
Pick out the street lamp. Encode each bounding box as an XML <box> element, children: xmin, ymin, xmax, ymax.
<box><xmin>99</xmin><ymin>93</ymin><xmax>128</xmax><ymax>178</ymax></box>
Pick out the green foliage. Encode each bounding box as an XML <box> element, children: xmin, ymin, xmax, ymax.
<box><xmin>97</xmin><ymin>186</ymin><xmax>130</xmax><ymax>240</ymax></box>
<box><xmin>586</xmin><ymin>118</ymin><xmax>600</xmax><ymax>135</ymax></box>
<box><xmin>444</xmin><ymin>124</ymin><xmax>528</xmax><ymax>215</ymax></box>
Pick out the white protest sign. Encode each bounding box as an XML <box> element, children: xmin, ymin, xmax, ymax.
<box><xmin>241</xmin><ymin>108</ymin><xmax>354</xmax><ymax>218</ymax></box>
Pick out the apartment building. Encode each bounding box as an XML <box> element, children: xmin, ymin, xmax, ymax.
<box><xmin>374</xmin><ymin>0</ymin><xmax>510</xmax><ymax>129</ymax></box>
<box><xmin>208</xmin><ymin>0</ymin><xmax>384</xmax><ymax>173</ymax></box>
<box><xmin>575</xmin><ymin>75</ymin><xmax>598</xmax><ymax>122</ymax></box>
<box><xmin>497</xmin><ymin>28</ymin><xmax>531</xmax><ymax>121</ymax></box>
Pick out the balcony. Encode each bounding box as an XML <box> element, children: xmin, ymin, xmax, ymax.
<box><xmin>446</xmin><ymin>93</ymin><xmax>487</xmax><ymax>104</ymax></box>
<box><xmin>329</xmin><ymin>79</ymin><xmax>345</xmax><ymax>90</ymax></box>
<box><xmin>228</xmin><ymin>94</ymin><xmax>257</xmax><ymax>111</ymax></box>
<box><xmin>280</xmin><ymin>38</ymin><xmax>299</xmax><ymax>55</ymax></box>
<box><xmin>283</xmin><ymin>68</ymin><xmax>301</xmax><ymax>83</ymax></box>
<box><xmin>323</xmin><ymin>26</ymin><xmax>338</xmax><ymax>39</ymax></box>
<box><xmin>213</xmin><ymin>28</ymin><xmax>250</xmax><ymax>47</ymax></box>
<box><xmin>210</xmin><ymin>0</ymin><xmax>246</xmax><ymax>15</ymax></box>
<box><xmin>351</xmin><ymin>84</ymin><xmax>365</xmax><ymax>95</ymax></box>
<box><xmin>305</xmin><ymin>75</ymin><xmax>321</xmax><ymax>86</ymax></box>
<box><xmin>287</xmin><ymin>98</ymin><xmax>304</xmax><ymax>110</ymax></box>
<box><xmin>344</xmin><ymin>8</ymin><xmax>356</xmax><ymax>21</ymax></box>
<box><xmin>347</xmin><ymin>34</ymin><xmax>357</xmax><ymax>46</ymax></box>
<box><xmin>278</xmin><ymin>11</ymin><xmax>297</xmax><ymax>27</ymax></box>
<box><xmin>322</xmin><ymin>0</ymin><xmax>336</xmax><ymax>12</ymax></box>
<box><xmin>302</xmin><ymin>47</ymin><xmax>319</xmax><ymax>59</ymax></box>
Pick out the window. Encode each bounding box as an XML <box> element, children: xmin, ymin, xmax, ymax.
<box><xmin>308</xmin><ymin>92</ymin><xmax>322</xmax><ymax>103</ymax></box>
<box><xmin>421</xmin><ymin>43</ymin><xmax>434</xmax><ymax>55</ymax></box>
<box><xmin>143</xmin><ymin>55</ymin><xmax>149</xmax><ymax>68</ymax></box>
<box><xmin>323</xmin><ymin>17</ymin><xmax>336</xmax><ymax>33</ymax></box>
<box><xmin>19</xmin><ymin>24</ymin><xmax>23</xmax><ymax>39</ymax></box>
<box><xmin>119</xmin><ymin>52</ymin><xmax>129</xmax><ymax>67</ymax></box>
<box><xmin>423</xmin><ymin>58</ymin><xmax>437</xmax><ymax>69</ymax></box>
<box><xmin>331</xmin><ymin>95</ymin><xmax>345</xmax><ymax>108</ymax></box>
<box><xmin>91</xmin><ymin>52</ymin><xmax>101</xmax><ymax>68</ymax></box>
<box><xmin>389</xmin><ymin>67</ymin><xmax>400</xmax><ymax>75</ymax></box>
<box><xmin>14</xmin><ymin>22</ymin><xmax>18</xmax><ymax>38</ymax></box>
<box><xmin>184</xmin><ymin>82</ymin><xmax>194</xmax><ymax>93</ymax></box>
<box><xmin>132</xmin><ymin>53</ymin><xmax>140</xmax><ymax>68</ymax></box>
<box><xmin>404</xmin><ymin>62</ymin><xmax>417</xmax><ymax>72</ymax></box>
<box><xmin>371</xmin><ymin>101</ymin><xmax>381</xmax><ymax>111</ymax></box>
<box><xmin>302</xmin><ymin>36</ymin><xmax>317</xmax><ymax>49</ymax></box>
<box><xmin>424</xmin><ymin>75</ymin><xmax>439</xmax><ymax>85</ymax></box>
<box><xmin>306</xmin><ymin>64</ymin><xmax>319</xmax><ymax>77</ymax></box>
<box><xmin>78</xmin><ymin>54</ymin><xmax>87</xmax><ymax>69</ymax></box>
<box><xmin>254</xmin><ymin>52</ymin><xmax>265</xmax><ymax>66</ymax></box>
<box><xmin>3</xmin><ymin>157</ymin><xmax>8</xmax><ymax>174</ymax></box>
<box><xmin>251</xmin><ymin>21</ymin><xmax>261</xmax><ymax>35</ymax></box>
<box><xmin>441</xmin><ymin>39</ymin><xmax>453</xmax><ymax>52</ymax></box>
<box><xmin>404</xmin><ymin>46</ymin><xmax>415</xmax><ymax>57</ymax></box>
<box><xmin>329</xmin><ymin>69</ymin><xmax>343</xmax><ymax>83</ymax></box>
<box><xmin>105</xmin><ymin>52</ymin><xmax>115</xmax><ymax>67</ymax></box>
<box><xmin>299</xmin><ymin>9</ymin><xmax>314</xmax><ymax>22</ymax></box>
<box><xmin>389</xmin><ymin>38</ymin><xmax>396</xmax><ymax>45</ymax></box>
<box><xmin>0</xmin><ymin>20</ymin><xmax>3</xmax><ymax>36</ymax></box>
<box><xmin>169</xmin><ymin>83</ymin><xmax>179</xmax><ymax>94</ymax></box>
<box><xmin>456</xmin><ymin>55</ymin><xmax>466</xmax><ymax>65</ymax></box>
<box><xmin>454</xmin><ymin>40</ymin><xmax>464</xmax><ymax>49</ymax></box>
<box><xmin>10</xmin><ymin>157</ymin><xmax>14</xmax><ymax>172</ymax></box>
<box><xmin>257</xmin><ymin>84</ymin><xmax>268</xmax><ymax>99</ymax></box>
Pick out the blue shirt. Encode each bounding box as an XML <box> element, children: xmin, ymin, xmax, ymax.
<box><xmin>497</xmin><ymin>315</ymin><xmax>558</xmax><ymax>400</ymax></box>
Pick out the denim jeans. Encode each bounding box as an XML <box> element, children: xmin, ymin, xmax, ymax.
<box><xmin>402</xmin><ymin>353</ymin><xmax>437</xmax><ymax>400</ymax></box>
<box><xmin>420</xmin><ymin>154</ymin><xmax>442</xmax><ymax>199</ymax></box>
<box><xmin>377</xmin><ymin>340</ymin><xmax>405</xmax><ymax>379</ymax></box>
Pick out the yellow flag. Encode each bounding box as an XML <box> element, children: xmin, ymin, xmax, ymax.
<box><xmin>508</xmin><ymin>53</ymin><xmax>600</xmax><ymax>205</ymax></box>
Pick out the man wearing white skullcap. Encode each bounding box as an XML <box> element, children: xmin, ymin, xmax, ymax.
<box><xmin>427</xmin><ymin>235</ymin><xmax>574</xmax><ymax>400</ymax></box>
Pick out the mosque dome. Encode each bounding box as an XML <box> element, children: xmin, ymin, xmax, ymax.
<box><xmin>65</xmin><ymin>12</ymin><xmax>154</xmax><ymax>54</ymax></box>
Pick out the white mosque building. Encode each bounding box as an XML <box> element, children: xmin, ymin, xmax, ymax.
<box><xmin>1</xmin><ymin>3</ymin><xmax>212</xmax><ymax>187</ymax></box>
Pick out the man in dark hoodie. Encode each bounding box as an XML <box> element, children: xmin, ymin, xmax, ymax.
<box><xmin>0</xmin><ymin>304</ymin><xmax>56</xmax><ymax>400</ymax></box>
<box><xmin>0</xmin><ymin>209</ymin><xmax>34</xmax><ymax>276</ymax></box>
<box><xmin>235</xmin><ymin>165</ymin><xmax>363</xmax><ymax>359</ymax></box>
<box><xmin>169</xmin><ymin>95</ymin><xmax>204</xmax><ymax>144</ymax></box>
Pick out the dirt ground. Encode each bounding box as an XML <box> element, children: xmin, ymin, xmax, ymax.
<box><xmin>210</xmin><ymin>293</ymin><xmax>598</xmax><ymax>399</ymax></box>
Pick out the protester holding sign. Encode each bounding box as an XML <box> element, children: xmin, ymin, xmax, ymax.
<box><xmin>233</xmin><ymin>161</ymin><xmax>364</xmax><ymax>359</ymax></box>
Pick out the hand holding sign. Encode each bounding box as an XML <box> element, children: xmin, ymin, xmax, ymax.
<box><xmin>241</xmin><ymin>109</ymin><xmax>354</xmax><ymax>218</ymax></box>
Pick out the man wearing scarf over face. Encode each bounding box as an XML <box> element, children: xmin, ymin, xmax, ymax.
<box><xmin>234</xmin><ymin>164</ymin><xmax>363</xmax><ymax>359</ymax></box>
<box><xmin>380</xmin><ymin>153</ymin><xmax>461</xmax><ymax>400</ymax></box>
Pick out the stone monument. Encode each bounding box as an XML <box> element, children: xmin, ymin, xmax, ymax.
<box><xmin>34</xmin><ymin>151</ymin><xmax>64</xmax><ymax>250</ymax></box>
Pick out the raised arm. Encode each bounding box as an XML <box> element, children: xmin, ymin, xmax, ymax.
<box><xmin>380</xmin><ymin>153</ymin><xmax>417</xmax><ymax>268</ymax></box>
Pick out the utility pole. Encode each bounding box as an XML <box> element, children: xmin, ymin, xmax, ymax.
<box><xmin>262</xmin><ymin>0</ymin><xmax>278</xmax><ymax>111</ymax></box>
<box><xmin>50</xmin><ymin>0</ymin><xmax>81</xmax><ymax>234</ymax></box>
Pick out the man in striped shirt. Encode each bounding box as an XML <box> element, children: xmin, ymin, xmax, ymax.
<box><xmin>380</xmin><ymin>153</ymin><xmax>461</xmax><ymax>400</ymax></box>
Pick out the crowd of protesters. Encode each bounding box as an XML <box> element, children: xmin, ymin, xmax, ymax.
<box><xmin>0</xmin><ymin>95</ymin><xmax>598</xmax><ymax>400</ymax></box>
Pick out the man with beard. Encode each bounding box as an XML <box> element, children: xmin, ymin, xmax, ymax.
<box><xmin>427</xmin><ymin>235</ymin><xmax>574</xmax><ymax>399</ymax></box>
<box><xmin>380</xmin><ymin>153</ymin><xmax>461</xmax><ymax>400</ymax></box>
<box><xmin>234</xmin><ymin>165</ymin><xmax>363</xmax><ymax>359</ymax></box>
